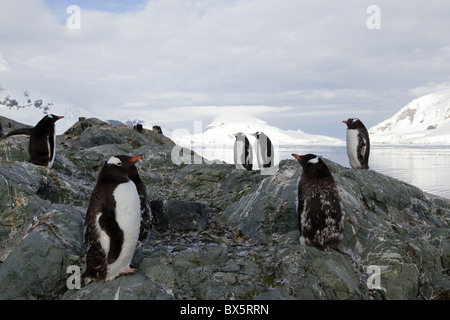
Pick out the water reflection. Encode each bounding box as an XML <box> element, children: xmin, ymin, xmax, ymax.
<box><xmin>199</xmin><ymin>144</ymin><xmax>450</xmax><ymax>199</ymax></box>
<box><xmin>370</xmin><ymin>145</ymin><xmax>450</xmax><ymax>199</ymax></box>
<box><xmin>280</xmin><ymin>145</ymin><xmax>450</xmax><ymax>200</ymax></box>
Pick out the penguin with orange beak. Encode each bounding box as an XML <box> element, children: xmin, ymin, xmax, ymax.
<box><xmin>84</xmin><ymin>155</ymin><xmax>144</xmax><ymax>282</ymax></box>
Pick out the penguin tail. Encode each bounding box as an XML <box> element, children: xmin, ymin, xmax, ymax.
<box><xmin>1</xmin><ymin>128</ymin><xmax>33</xmax><ymax>140</ymax></box>
<box><xmin>80</xmin><ymin>271</ymin><xmax>96</xmax><ymax>286</ymax></box>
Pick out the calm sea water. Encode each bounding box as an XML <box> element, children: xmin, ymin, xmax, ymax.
<box><xmin>198</xmin><ymin>144</ymin><xmax>450</xmax><ymax>199</ymax></box>
<box><xmin>279</xmin><ymin>145</ymin><xmax>450</xmax><ymax>200</ymax></box>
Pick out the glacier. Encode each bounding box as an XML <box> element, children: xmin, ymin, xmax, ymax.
<box><xmin>369</xmin><ymin>91</ymin><xmax>450</xmax><ymax>144</ymax></box>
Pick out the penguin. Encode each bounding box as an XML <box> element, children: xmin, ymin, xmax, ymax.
<box><xmin>84</xmin><ymin>155</ymin><xmax>142</xmax><ymax>282</ymax></box>
<box><xmin>292</xmin><ymin>153</ymin><xmax>344</xmax><ymax>250</ymax></box>
<box><xmin>250</xmin><ymin>131</ymin><xmax>274</xmax><ymax>169</ymax></box>
<box><xmin>1</xmin><ymin>114</ymin><xmax>64</xmax><ymax>168</ymax></box>
<box><xmin>343</xmin><ymin>118</ymin><xmax>370</xmax><ymax>169</ymax></box>
<box><xmin>127</xmin><ymin>158</ymin><xmax>152</xmax><ymax>242</ymax></box>
<box><xmin>152</xmin><ymin>125</ymin><xmax>163</xmax><ymax>134</ymax></box>
<box><xmin>233</xmin><ymin>132</ymin><xmax>253</xmax><ymax>171</ymax></box>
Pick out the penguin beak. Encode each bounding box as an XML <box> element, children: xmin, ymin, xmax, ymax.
<box><xmin>292</xmin><ymin>154</ymin><xmax>301</xmax><ymax>161</ymax></box>
<box><xmin>342</xmin><ymin>120</ymin><xmax>348</xmax><ymax>124</ymax></box>
<box><xmin>129</xmin><ymin>155</ymin><xmax>142</xmax><ymax>162</ymax></box>
<box><xmin>56</xmin><ymin>116</ymin><xmax>64</xmax><ymax>120</ymax></box>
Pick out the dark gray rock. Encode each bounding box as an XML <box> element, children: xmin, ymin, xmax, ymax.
<box><xmin>0</xmin><ymin>205</ymin><xmax>84</xmax><ymax>299</ymax></box>
<box><xmin>78</xmin><ymin>127</ymin><xmax>124</xmax><ymax>148</ymax></box>
<box><xmin>0</xmin><ymin>136</ymin><xmax>30</xmax><ymax>164</ymax></box>
<box><xmin>62</xmin><ymin>273</ymin><xmax>173</xmax><ymax>300</ymax></box>
<box><xmin>218</xmin><ymin>159</ymin><xmax>299</xmax><ymax>241</ymax></box>
<box><xmin>150</xmin><ymin>200</ymin><xmax>208</xmax><ymax>232</ymax></box>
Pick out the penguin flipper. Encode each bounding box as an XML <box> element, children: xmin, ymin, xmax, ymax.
<box><xmin>98</xmin><ymin>210</ymin><xmax>124</xmax><ymax>264</ymax></box>
<box><xmin>48</xmin><ymin>133</ymin><xmax>55</xmax><ymax>164</ymax></box>
<box><xmin>244</xmin><ymin>137</ymin><xmax>253</xmax><ymax>171</ymax></box>
<box><xmin>357</xmin><ymin>134</ymin><xmax>368</xmax><ymax>166</ymax></box>
<box><xmin>1</xmin><ymin>128</ymin><xmax>33</xmax><ymax>140</ymax></box>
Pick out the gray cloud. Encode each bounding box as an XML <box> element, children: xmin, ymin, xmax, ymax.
<box><xmin>1</xmin><ymin>0</ymin><xmax>450</xmax><ymax>137</ymax></box>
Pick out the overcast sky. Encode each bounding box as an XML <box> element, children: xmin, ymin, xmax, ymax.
<box><xmin>1</xmin><ymin>0</ymin><xmax>450</xmax><ymax>138</ymax></box>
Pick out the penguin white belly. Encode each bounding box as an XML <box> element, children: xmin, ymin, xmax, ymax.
<box><xmin>255</xmin><ymin>142</ymin><xmax>264</xmax><ymax>169</ymax></box>
<box><xmin>346</xmin><ymin>129</ymin><xmax>361</xmax><ymax>169</ymax></box>
<box><xmin>106</xmin><ymin>180</ymin><xmax>141</xmax><ymax>281</ymax></box>
<box><xmin>47</xmin><ymin>133</ymin><xmax>56</xmax><ymax>168</ymax></box>
<box><xmin>234</xmin><ymin>140</ymin><xmax>246</xmax><ymax>170</ymax></box>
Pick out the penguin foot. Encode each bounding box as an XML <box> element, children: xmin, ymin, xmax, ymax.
<box><xmin>120</xmin><ymin>268</ymin><xmax>136</xmax><ymax>275</ymax></box>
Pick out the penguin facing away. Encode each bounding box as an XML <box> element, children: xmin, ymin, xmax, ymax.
<box><xmin>233</xmin><ymin>132</ymin><xmax>253</xmax><ymax>171</ymax></box>
<box><xmin>84</xmin><ymin>155</ymin><xmax>142</xmax><ymax>282</ymax></box>
<box><xmin>1</xmin><ymin>114</ymin><xmax>64</xmax><ymax>168</ymax></box>
<box><xmin>343</xmin><ymin>118</ymin><xmax>370</xmax><ymax>169</ymax></box>
<box><xmin>250</xmin><ymin>131</ymin><xmax>274</xmax><ymax>169</ymax></box>
<box><xmin>292</xmin><ymin>153</ymin><xmax>344</xmax><ymax>250</ymax></box>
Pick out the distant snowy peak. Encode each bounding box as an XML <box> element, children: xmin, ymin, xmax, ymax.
<box><xmin>369</xmin><ymin>92</ymin><xmax>450</xmax><ymax>144</ymax></box>
<box><xmin>0</xmin><ymin>85</ymin><xmax>98</xmax><ymax>134</ymax></box>
<box><xmin>174</xmin><ymin>114</ymin><xmax>344</xmax><ymax>147</ymax></box>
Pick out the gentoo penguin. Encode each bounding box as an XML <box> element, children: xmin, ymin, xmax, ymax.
<box><xmin>1</xmin><ymin>114</ymin><xmax>64</xmax><ymax>168</ymax></box>
<box><xmin>343</xmin><ymin>118</ymin><xmax>370</xmax><ymax>169</ymax></box>
<box><xmin>128</xmin><ymin>159</ymin><xmax>152</xmax><ymax>242</ymax></box>
<box><xmin>250</xmin><ymin>131</ymin><xmax>274</xmax><ymax>169</ymax></box>
<box><xmin>84</xmin><ymin>155</ymin><xmax>142</xmax><ymax>282</ymax></box>
<box><xmin>292</xmin><ymin>153</ymin><xmax>344</xmax><ymax>249</ymax></box>
<box><xmin>152</xmin><ymin>125</ymin><xmax>163</xmax><ymax>134</ymax></box>
<box><xmin>233</xmin><ymin>132</ymin><xmax>253</xmax><ymax>171</ymax></box>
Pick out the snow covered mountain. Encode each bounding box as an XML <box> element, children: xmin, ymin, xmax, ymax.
<box><xmin>0</xmin><ymin>86</ymin><xmax>99</xmax><ymax>135</ymax></box>
<box><xmin>175</xmin><ymin>114</ymin><xmax>344</xmax><ymax>146</ymax></box>
<box><xmin>172</xmin><ymin>114</ymin><xmax>344</xmax><ymax>166</ymax></box>
<box><xmin>369</xmin><ymin>92</ymin><xmax>450</xmax><ymax>144</ymax></box>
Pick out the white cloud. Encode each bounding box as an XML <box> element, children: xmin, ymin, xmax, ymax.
<box><xmin>2</xmin><ymin>0</ymin><xmax>450</xmax><ymax>137</ymax></box>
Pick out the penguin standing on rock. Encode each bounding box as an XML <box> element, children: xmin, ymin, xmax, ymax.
<box><xmin>84</xmin><ymin>155</ymin><xmax>143</xmax><ymax>282</ymax></box>
<box><xmin>0</xmin><ymin>114</ymin><xmax>64</xmax><ymax>168</ymax></box>
<box><xmin>343</xmin><ymin>118</ymin><xmax>370</xmax><ymax>169</ymax></box>
<box><xmin>292</xmin><ymin>153</ymin><xmax>344</xmax><ymax>250</ymax></box>
<box><xmin>250</xmin><ymin>131</ymin><xmax>274</xmax><ymax>169</ymax></box>
<box><xmin>233</xmin><ymin>132</ymin><xmax>253</xmax><ymax>171</ymax></box>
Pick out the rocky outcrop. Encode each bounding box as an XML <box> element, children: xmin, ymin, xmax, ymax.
<box><xmin>0</xmin><ymin>117</ymin><xmax>449</xmax><ymax>300</ymax></box>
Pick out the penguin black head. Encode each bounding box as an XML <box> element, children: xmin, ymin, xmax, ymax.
<box><xmin>292</xmin><ymin>153</ymin><xmax>331</xmax><ymax>178</ymax></box>
<box><xmin>233</xmin><ymin>132</ymin><xmax>246</xmax><ymax>140</ymax></box>
<box><xmin>343</xmin><ymin>118</ymin><xmax>366</xmax><ymax>130</ymax></box>
<box><xmin>99</xmin><ymin>155</ymin><xmax>142</xmax><ymax>182</ymax></box>
<box><xmin>250</xmin><ymin>131</ymin><xmax>267</xmax><ymax>139</ymax></box>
